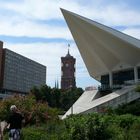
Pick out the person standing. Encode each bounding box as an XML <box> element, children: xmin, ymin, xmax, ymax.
<box><xmin>5</xmin><ymin>105</ymin><xmax>24</xmax><ymax>140</ymax></box>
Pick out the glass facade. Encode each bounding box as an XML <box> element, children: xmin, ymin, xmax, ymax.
<box><xmin>101</xmin><ymin>74</ymin><xmax>109</xmax><ymax>85</ymax></box>
<box><xmin>3</xmin><ymin>49</ymin><xmax>46</xmax><ymax>93</ymax></box>
<box><xmin>101</xmin><ymin>69</ymin><xmax>134</xmax><ymax>87</ymax></box>
<box><xmin>138</xmin><ymin>67</ymin><xmax>140</xmax><ymax>79</ymax></box>
<box><xmin>112</xmin><ymin>69</ymin><xmax>134</xmax><ymax>85</ymax></box>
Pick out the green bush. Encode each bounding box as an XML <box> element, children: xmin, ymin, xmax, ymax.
<box><xmin>22</xmin><ymin>127</ymin><xmax>47</xmax><ymax>140</ymax></box>
<box><xmin>64</xmin><ymin>114</ymin><xmax>112</xmax><ymax>140</ymax></box>
<box><xmin>0</xmin><ymin>94</ymin><xmax>60</xmax><ymax>125</ymax></box>
<box><xmin>113</xmin><ymin>100</ymin><xmax>140</xmax><ymax>116</ymax></box>
<box><xmin>129</xmin><ymin>121</ymin><xmax>140</xmax><ymax>140</ymax></box>
<box><xmin>2</xmin><ymin>94</ymin><xmax>140</xmax><ymax>140</ymax></box>
<box><xmin>3</xmin><ymin>113</ymin><xmax>140</xmax><ymax>140</ymax></box>
<box><xmin>22</xmin><ymin>120</ymin><xmax>67</xmax><ymax>140</ymax></box>
<box><xmin>63</xmin><ymin>113</ymin><xmax>140</xmax><ymax>140</ymax></box>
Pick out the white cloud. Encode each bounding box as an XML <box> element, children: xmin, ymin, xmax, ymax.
<box><xmin>0</xmin><ymin>20</ymin><xmax>72</xmax><ymax>39</ymax></box>
<box><xmin>0</xmin><ymin>0</ymin><xmax>62</xmax><ymax>20</ymax></box>
<box><xmin>123</xmin><ymin>27</ymin><xmax>140</xmax><ymax>40</ymax></box>
<box><xmin>59</xmin><ymin>2</ymin><xmax>139</xmax><ymax>27</ymax></box>
<box><xmin>0</xmin><ymin>0</ymin><xmax>140</xmax><ymax>40</ymax></box>
<box><xmin>0</xmin><ymin>0</ymin><xmax>71</xmax><ymax>39</ymax></box>
<box><xmin>99</xmin><ymin>6</ymin><xmax>140</xmax><ymax>26</ymax></box>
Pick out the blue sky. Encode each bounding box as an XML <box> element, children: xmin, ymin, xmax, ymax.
<box><xmin>0</xmin><ymin>0</ymin><xmax>140</xmax><ymax>89</ymax></box>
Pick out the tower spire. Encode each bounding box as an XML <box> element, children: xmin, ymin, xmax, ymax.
<box><xmin>55</xmin><ymin>80</ymin><xmax>56</xmax><ymax>88</ymax></box>
<box><xmin>68</xmin><ymin>44</ymin><xmax>70</xmax><ymax>55</ymax></box>
<box><xmin>66</xmin><ymin>44</ymin><xmax>71</xmax><ymax>57</ymax></box>
<box><xmin>56</xmin><ymin>78</ymin><xmax>59</xmax><ymax>89</ymax></box>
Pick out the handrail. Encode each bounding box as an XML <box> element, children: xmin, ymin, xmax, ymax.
<box><xmin>99</xmin><ymin>79</ymin><xmax>140</xmax><ymax>92</ymax></box>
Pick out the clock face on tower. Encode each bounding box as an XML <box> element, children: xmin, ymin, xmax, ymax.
<box><xmin>66</xmin><ymin>63</ymin><xmax>69</xmax><ymax>67</ymax></box>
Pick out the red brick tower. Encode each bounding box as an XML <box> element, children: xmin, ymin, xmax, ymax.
<box><xmin>61</xmin><ymin>45</ymin><xmax>76</xmax><ymax>90</ymax></box>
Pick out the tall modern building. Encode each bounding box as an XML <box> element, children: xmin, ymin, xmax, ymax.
<box><xmin>0</xmin><ymin>41</ymin><xmax>46</xmax><ymax>93</ymax></box>
<box><xmin>61</xmin><ymin>47</ymin><xmax>76</xmax><ymax>90</ymax></box>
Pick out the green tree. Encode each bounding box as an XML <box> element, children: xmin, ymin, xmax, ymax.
<box><xmin>31</xmin><ymin>85</ymin><xmax>83</xmax><ymax>111</ymax></box>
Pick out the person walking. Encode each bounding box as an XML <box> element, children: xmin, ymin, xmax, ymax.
<box><xmin>5</xmin><ymin>105</ymin><xmax>24</xmax><ymax>140</ymax></box>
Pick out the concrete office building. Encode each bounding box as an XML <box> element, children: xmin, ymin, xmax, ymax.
<box><xmin>0</xmin><ymin>41</ymin><xmax>46</xmax><ymax>94</ymax></box>
<box><xmin>61</xmin><ymin>9</ymin><xmax>140</xmax><ymax>119</ymax></box>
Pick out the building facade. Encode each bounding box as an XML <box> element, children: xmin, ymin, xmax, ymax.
<box><xmin>0</xmin><ymin>41</ymin><xmax>46</xmax><ymax>93</ymax></box>
<box><xmin>61</xmin><ymin>9</ymin><xmax>140</xmax><ymax>90</ymax></box>
<box><xmin>61</xmin><ymin>9</ymin><xmax>140</xmax><ymax>119</ymax></box>
<box><xmin>61</xmin><ymin>49</ymin><xmax>76</xmax><ymax>90</ymax></box>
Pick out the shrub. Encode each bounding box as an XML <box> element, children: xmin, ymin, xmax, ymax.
<box><xmin>3</xmin><ymin>113</ymin><xmax>140</xmax><ymax>140</ymax></box>
<box><xmin>0</xmin><ymin>94</ymin><xmax>60</xmax><ymax>125</ymax></box>
<box><xmin>114</xmin><ymin>100</ymin><xmax>140</xmax><ymax>116</ymax></box>
<box><xmin>64</xmin><ymin>114</ymin><xmax>112</xmax><ymax>140</ymax></box>
<box><xmin>22</xmin><ymin>127</ymin><xmax>47</xmax><ymax>140</ymax></box>
<box><xmin>63</xmin><ymin>113</ymin><xmax>140</xmax><ymax>140</ymax></box>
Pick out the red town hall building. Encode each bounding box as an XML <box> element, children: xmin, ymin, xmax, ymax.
<box><xmin>61</xmin><ymin>48</ymin><xmax>76</xmax><ymax>90</ymax></box>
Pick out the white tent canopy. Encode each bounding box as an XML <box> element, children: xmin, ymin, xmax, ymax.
<box><xmin>61</xmin><ymin>9</ymin><xmax>140</xmax><ymax>81</ymax></box>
